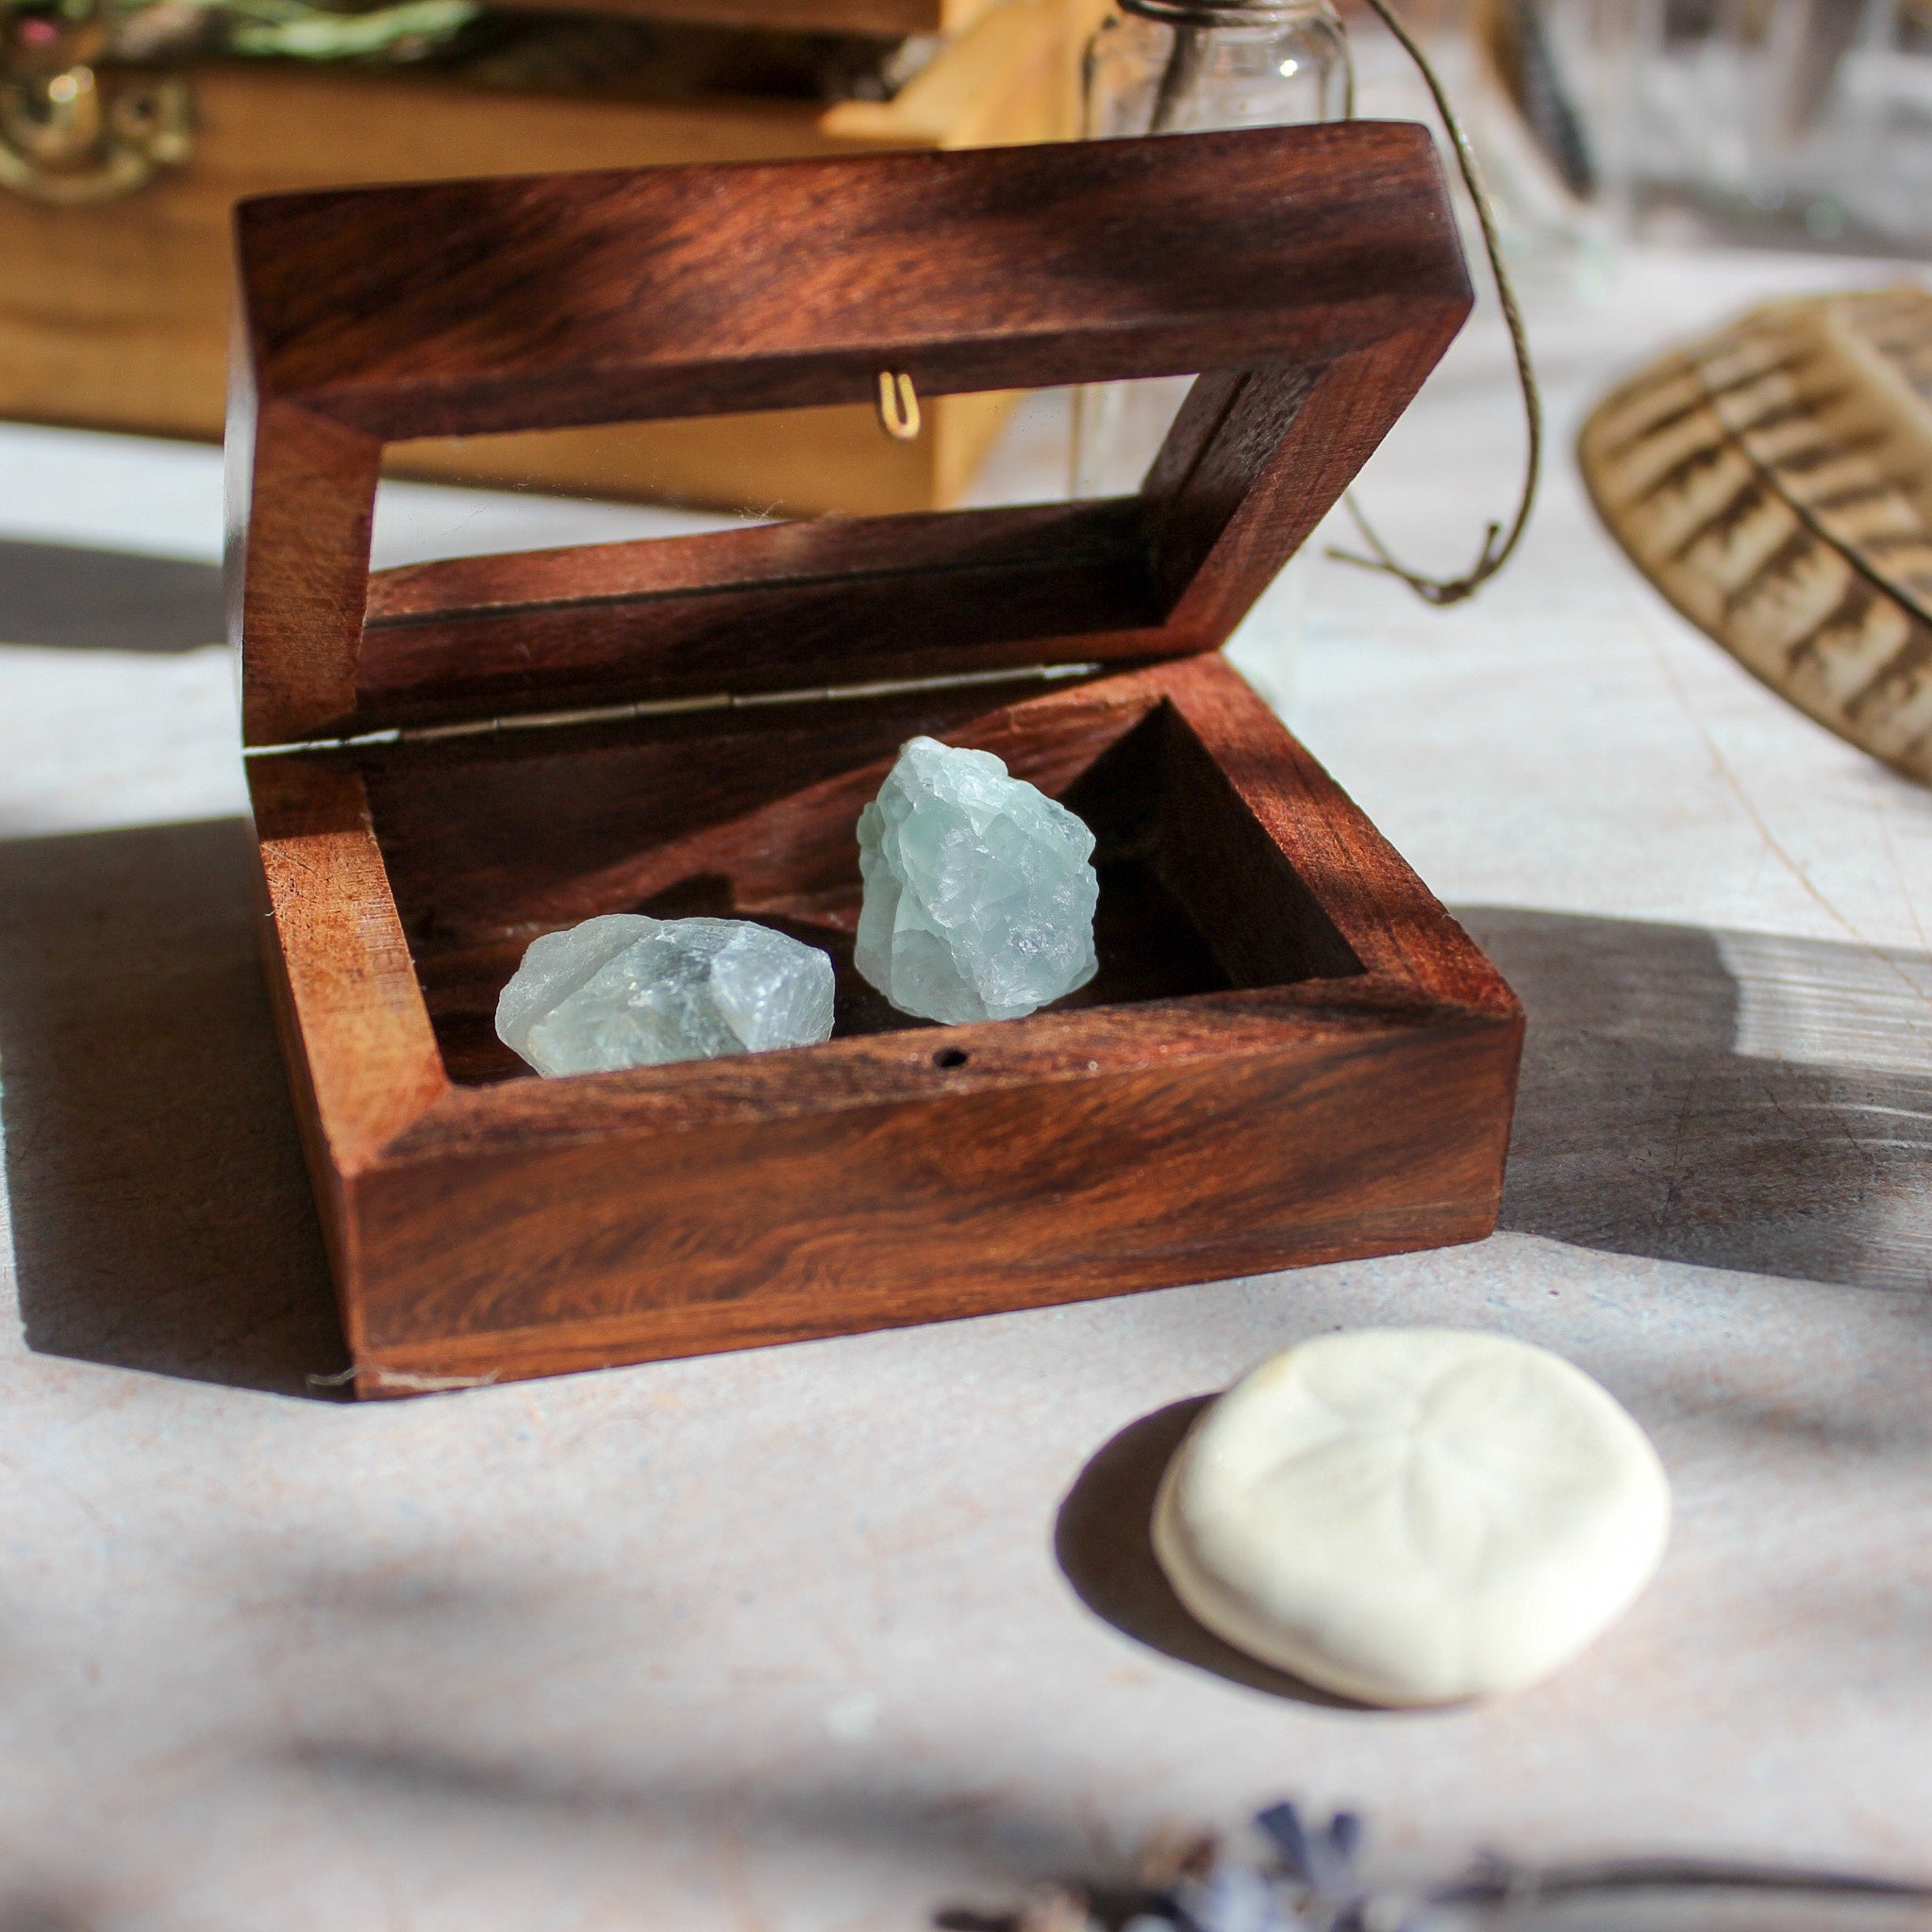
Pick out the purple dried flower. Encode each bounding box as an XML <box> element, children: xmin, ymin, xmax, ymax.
<box><xmin>935</xmin><ymin>1794</ymin><xmax>1932</xmax><ymax>1932</ymax></box>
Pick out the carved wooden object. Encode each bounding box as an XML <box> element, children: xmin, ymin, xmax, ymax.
<box><xmin>231</xmin><ymin>125</ymin><xmax>1523</xmax><ymax>1395</ymax></box>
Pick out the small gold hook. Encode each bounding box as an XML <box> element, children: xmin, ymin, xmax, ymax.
<box><xmin>875</xmin><ymin>370</ymin><xmax>921</xmax><ymax>442</ymax></box>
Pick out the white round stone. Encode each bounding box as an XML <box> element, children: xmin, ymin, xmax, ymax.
<box><xmin>1152</xmin><ymin>1328</ymin><xmax>1671</xmax><ymax>1707</ymax></box>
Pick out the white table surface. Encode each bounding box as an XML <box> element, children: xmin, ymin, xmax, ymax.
<box><xmin>2</xmin><ymin>238</ymin><xmax>1931</xmax><ymax>1931</ymax></box>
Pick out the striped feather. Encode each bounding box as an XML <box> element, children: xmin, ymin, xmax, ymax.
<box><xmin>1580</xmin><ymin>287</ymin><xmax>1932</xmax><ymax>788</ymax></box>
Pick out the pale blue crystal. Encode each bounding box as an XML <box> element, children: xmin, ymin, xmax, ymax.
<box><xmin>496</xmin><ymin>913</ymin><xmax>835</xmax><ymax>1076</ymax></box>
<box><xmin>854</xmin><ymin>736</ymin><xmax>1099</xmax><ymax>1024</ymax></box>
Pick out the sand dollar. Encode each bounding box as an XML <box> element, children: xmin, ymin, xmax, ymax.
<box><xmin>1153</xmin><ymin>1328</ymin><xmax>1671</xmax><ymax>1706</ymax></box>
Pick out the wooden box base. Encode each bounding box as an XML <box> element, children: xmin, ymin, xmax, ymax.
<box><xmin>248</xmin><ymin>655</ymin><xmax>1523</xmax><ymax>1397</ymax></box>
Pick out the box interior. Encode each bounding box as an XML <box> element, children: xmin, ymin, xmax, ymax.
<box><xmin>352</xmin><ymin>670</ymin><xmax>1364</xmax><ymax>1087</ymax></box>
<box><xmin>172</xmin><ymin>12</ymin><xmax>921</xmax><ymax>110</ymax></box>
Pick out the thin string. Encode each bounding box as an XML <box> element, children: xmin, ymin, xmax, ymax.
<box><xmin>1326</xmin><ymin>0</ymin><xmax>1542</xmax><ymax>607</ymax></box>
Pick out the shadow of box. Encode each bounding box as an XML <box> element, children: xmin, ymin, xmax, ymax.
<box><xmin>234</xmin><ymin>127</ymin><xmax>1524</xmax><ymax>1396</ymax></box>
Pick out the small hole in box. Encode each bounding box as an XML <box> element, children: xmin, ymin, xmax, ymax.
<box><xmin>933</xmin><ymin>1047</ymin><xmax>970</xmax><ymax>1070</ymax></box>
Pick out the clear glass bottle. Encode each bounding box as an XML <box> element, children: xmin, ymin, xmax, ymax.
<box><xmin>1084</xmin><ymin>0</ymin><xmax>1350</xmax><ymax>139</ymax></box>
<box><xmin>1071</xmin><ymin>0</ymin><xmax>1352</xmax><ymax>496</ymax></box>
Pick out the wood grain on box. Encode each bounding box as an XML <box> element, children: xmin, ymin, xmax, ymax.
<box><xmin>232</xmin><ymin>125</ymin><xmax>1523</xmax><ymax>1394</ymax></box>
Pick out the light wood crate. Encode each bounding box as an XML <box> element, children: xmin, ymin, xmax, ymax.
<box><xmin>0</xmin><ymin>0</ymin><xmax>1101</xmax><ymax>515</ymax></box>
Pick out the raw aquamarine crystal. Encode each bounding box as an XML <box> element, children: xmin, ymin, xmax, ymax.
<box><xmin>495</xmin><ymin>913</ymin><xmax>835</xmax><ymax>1076</ymax></box>
<box><xmin>855</xmin><ymin>736</ymin><xmax>1099</xmax><ymax>1024</ymax></box>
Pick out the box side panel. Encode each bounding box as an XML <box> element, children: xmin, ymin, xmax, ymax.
<box><xmin>247</xmin><ymin>758</ymin><xmax>448</xmax><ymax>1171</ymax></box>
<box><xmin>1162</xmin><ymin>657</ymin><xmax>1523</xmax><ymax>1018</ymax></box>
<box><xmin>246</xmin><ymin>848</ymin><xmax>365</xmax><ymax>1357</ymax></box>
<box><xmin>342</xmin><ymin>1008</ymin><xmax>1519</xmax><ymax>1392</ymax></box>
<box><xmin>235</xmin><ymin>126</ymin><xmax>1467</xmax><ymax>441</ymax></box>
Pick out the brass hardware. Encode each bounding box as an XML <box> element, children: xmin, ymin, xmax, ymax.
<box><xmin>1</xmin><ymin>3</ymin><xmax>192</xmax><ymax>205</ymax></box>
<box><xmin>875</xmin><ymin>369</ymin><xmax>921</xmax><ymax>441</ymax></box>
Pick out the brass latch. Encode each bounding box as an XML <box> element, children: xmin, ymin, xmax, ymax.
<box><xmin>1</xmin><ymin>4</ymin><xmax>191</xmax><ymax>205</ymax></box>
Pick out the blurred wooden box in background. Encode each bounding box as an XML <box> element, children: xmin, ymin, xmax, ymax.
<box><xmin>0</xmin><ymin>0</ymin><xmax>1099</xmax><ymax>515</ymax></box>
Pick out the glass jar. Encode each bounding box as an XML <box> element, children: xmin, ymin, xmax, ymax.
<box><xmin>1084</xmin><ymin>0</ymin><xmax>1351</xmax><ymax>139</ymax></box>
<box><xmin>1070</xmin><ymin>0</ymin><xmax>1352</xmax><ymax>496</ymax></box>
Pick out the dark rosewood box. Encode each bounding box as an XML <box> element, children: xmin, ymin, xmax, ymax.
<box><xmin>228</xmin><ymin>123</ymin><xmax>1523</xmax><ymax>1396</ymax></box>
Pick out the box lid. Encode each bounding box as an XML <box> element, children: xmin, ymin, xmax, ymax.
<box><xmin>227</xmin><ymin>124</ymin><xmax>1470</xmax><ymax>749</ymax></box>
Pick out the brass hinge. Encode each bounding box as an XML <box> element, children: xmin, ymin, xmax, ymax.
<box><xmin>1</xmin><ymin>7</ymin><xmax>192</xmax><ymax>206</ymax></box>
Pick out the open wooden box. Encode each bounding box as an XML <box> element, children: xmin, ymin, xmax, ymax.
<box><xmin>230</xmin><ymin>124</ymin><xmax>1524</xmax><ymax>1395</ymax></box>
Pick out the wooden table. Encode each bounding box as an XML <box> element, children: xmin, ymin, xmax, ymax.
<box><xmin>0</xmin><ymin>239</ymin><xmax>1928</xmax><ymax>1928</ymax></box>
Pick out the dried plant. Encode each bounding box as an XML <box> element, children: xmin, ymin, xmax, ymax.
<box><xmin>940</xmin><ymin>1802</ymin><xmax>1932</xmax><ymax>1932</ymax></box>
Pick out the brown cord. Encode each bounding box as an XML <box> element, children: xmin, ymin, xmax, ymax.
<box><xmin>1326</xmin><ymin>0</ymin><xmax>1542</xmax><ymax>606</ymax></box>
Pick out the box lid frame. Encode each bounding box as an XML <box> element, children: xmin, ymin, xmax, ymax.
<box><xmin>226</xmin><ymin>124</ymin><xmax>1472</xmax><ymax>748</ymax></box>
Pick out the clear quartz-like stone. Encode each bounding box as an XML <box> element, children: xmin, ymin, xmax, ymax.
<box><xmin>854</xmin><ymin>736</ymin><xmax>1099</xmax><ymax>1024</ymax></box>
<box><xmin>495</xmin><ymin>913</ymin><xmax>836</xmax><ymax>1076</ymax></box>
